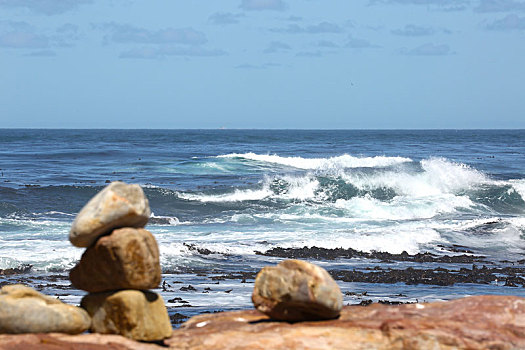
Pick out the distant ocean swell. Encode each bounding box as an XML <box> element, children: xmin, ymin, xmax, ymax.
<box><xmin>1</xmin><ymin>152</ymin><xmax>524</xmax><ymax>273</ymax></box>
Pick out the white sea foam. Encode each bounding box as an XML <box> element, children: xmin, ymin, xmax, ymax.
<box><xmin>179</xmin><ymin>188</ymin><xmax>273</xmax><ymax>202</ymax></box>
<box><xmin>333</xmin><ymin>193</ymin><xmax>474</xmax><ymax>220</ymax></box>
<box><xmin>178</xmin><ymin>174</ymin><xmax>320</xmax><ymax>203</ymax></box>
<box><xmin>218</xmin><ymin>153</ymin><xmax>412</xmax><ymax>170</ymax></box>
<box><xmin>342</xmin><ymin>158</ymin><xmax>488</xmax><ymax>197</ymax></box>
<box><xmin>510</xmin><ymin>179</ymin><xmax>525</xmax><ymax>202</ymax></box>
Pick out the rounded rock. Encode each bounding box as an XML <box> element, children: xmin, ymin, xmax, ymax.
<box><xmin>252</xmin><ymin>259</ymin><xmax>343</xmax><ymax>322</ymax></box>
<box><xmin>0</xmin><ymin>284</ymin><xmax>91</xmax><ymax>334</ymax></box>
<box><xmin>81</xmin><ymin>290</ymin><xmax>172</xmax><ymax>342</ymax></box>
<box><xmin>70</xmin><ymin>227</ymin><xmax>161</xmax><ymax>293</ymax></box>
<box><xmin>69</xmin><ymin>181</ymin><xmax>150</xmax><ymax>248</ymax></box>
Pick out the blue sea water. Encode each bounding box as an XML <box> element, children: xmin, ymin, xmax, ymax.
<box><xmin>0</xmin><ymin>129</ymin><xmax>524</xmax><ymax>318</ymax></box>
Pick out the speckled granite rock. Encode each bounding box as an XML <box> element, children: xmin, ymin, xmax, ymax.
<box><xmin>69</xmin><ymin>181</ymin><xmax>150</xmax><ymax>248</ymax></box>
<box><xmin>252</xmin><ymin>259</ymin><xmax>343</xmax><ymax>321</ymax></box>
<box><xmin>70</xmin><ymin>227</ymin><xmax>161</xmax><ymax>292</ymax></box>
<box><xmin>0</xmin><ymin>284</ymin><xmax>91</xmax><ymax>335</ymax></box>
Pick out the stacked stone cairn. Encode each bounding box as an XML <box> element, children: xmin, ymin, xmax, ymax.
<box><xmin>252</xmin><ymin>259</ymin><xmax>343</xmax><ymax>322</ymax></box>
<box><xmin>68</xmin><ymin>181</ymin><xmax>172</xmax><ymax>341</ymax></box>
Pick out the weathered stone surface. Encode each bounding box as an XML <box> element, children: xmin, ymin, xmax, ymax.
<box><xmin>0</xmin><ymin>333</ymin><xmax>163</xmax><ymax>350</ymax></box>
<box><xmin>1</xmin><ymin>295</ymin><xmax>525</xmax><ymax>349</ymax></box>
<box><xmin>166</xmin><ymin>295</ymin><xmax>525</xmax><ymax>350</ymax></box>
<box><xmin>69</xmin><ymin>182</ymin><xmax>150</xmax><ymax>248</ymax></box>
<box><xmin>0</xmin><ymin>284</ymin><xmax>91</xmax><ymax>334</ymax></box>
<box><xmin>252</xmin><ymin>259</ymin><xmax>343</xmax><ymax>321</ymax></box>
<box><xmin>70</xmin><ymin>228</ymin><xmax>161</xmax><ymax>293</ymax></box>
<box><xmin>81</xmin><ymin>290</ymin><xmax>172</xmax><ymax>342</ymax></box>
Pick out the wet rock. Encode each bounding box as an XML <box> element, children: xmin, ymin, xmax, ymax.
<box><xmin>81</xmin><ymin>289</ymin><xmax>172</xmax><ymax>342</ymax></box>
<box><xmin>252</xmin><ymin>260</ymin><xmax>342</xmax><ymax>322</ymax></box>
<box><xmin>257</xmin><ymin>246</ymin><xmax>486</xmax><ymax>264</ymax></box>
<box><xmin>0</xmin><ymin>284</ymin><xmax>90</xmax><ymax>334</ymax></box>
<box><xmin>330</xmin><ymin>265</ymin><xmax>525</xmax><ymax>287</ymax></box>
<box><xmin>69</xmin><ymin>182</ymin><xmax>150</xmax><ymax>248</ymax></box>
<box><xmin>0</xmin><ymin>264</ymin><xmax>32</xmax><ymax>276</ymax></box>
<box><xmin>165</xmin><ymin>295</ymin><xmax>525</xmax><ymax>350</ymax></box>
<box><xmin>70</xmin><ymin>228</ymin><xmax>161</xmax><ymax>292</ymax></box>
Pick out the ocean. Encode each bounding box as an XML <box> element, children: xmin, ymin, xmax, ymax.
<box><xmin>1</xmin><ymin>129</ymin><xmax>524</xmax><ymax>325</ymax></box>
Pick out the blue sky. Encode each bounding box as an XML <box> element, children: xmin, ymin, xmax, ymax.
<box><xmin>0</xmin><ymin>0</ymin><xmax>524</xmax><ymax>129</ymax></box>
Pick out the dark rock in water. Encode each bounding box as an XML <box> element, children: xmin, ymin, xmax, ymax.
<box><xmin>70</xmin><ymin>227</ymin><xmax>161</xmax><ymax>293</ymax></box>
<box><xmin>170</xmin><ymin>312</ymin><xmax>189</xmax><ymax>326</ymax></box>
<box><xmin>257</xmin><ymin>246</ymin><xmax>486</xmax><ymax>263</ymax></box>
<box><xmin>180</xmin><ymin>285</ymin><xmax>197</xmax><ymax>292</ymax></box>
<box><xmin>0</xmin><ymin>264</ymin><xmax>32</xmax><ymax>276</ymax></box>
<box><xmin>330</xmin><ymin>265</ymin><xmax>525</xmax><ymax>287</ymax></box>
<box><xmin>0</xmin><ymin>284</ymin><xmax>90</xmax><ymax>334</ymax></box>
<box><xmin>252</xmin><ymin>260</ymin><xmax>342</xmax><ymax>322</ymax></box>
<box><xmin>69</xmin><ymin>181</ymin><xmax>150</xmax><ymax>248</ymax></box>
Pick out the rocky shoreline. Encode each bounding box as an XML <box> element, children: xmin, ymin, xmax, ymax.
<box><xmin>3</xmin><ymin>295</ymin><xmax>525</xmax><ymax>349</ymax></box>
<box><xmin>3</xmin><ymin>243</ymin><xmax>525</xmax><ymax>331</ymax></box>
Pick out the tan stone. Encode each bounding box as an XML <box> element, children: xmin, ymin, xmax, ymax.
<box><xmin>70</xmin><ymin>227</ymin><xmax>161</xmax><ymax>293</ymax></box>
<box><xmin>69</xmin><ymin>181</ymin><xmax>150</xmax><ymax>248</ymax></box>
<box><xmin>0</xmin><ymin>284</ymin><xmax>91</xmax><ymax>334</ymax></box>
<box><xmin>81</xmin><ymin>290</ymin><xmax>172</xmax><ymax>342</ymax></box>
<box><xmin>252</xmin><ymin>259</ymin><xmax>343</xmax><ymax>321</ymax></box>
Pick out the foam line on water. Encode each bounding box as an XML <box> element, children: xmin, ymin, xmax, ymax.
<box><xmin>218</xmin><ymin>153</ymin><xmax>412</xmax><ymax>170</ymax></box>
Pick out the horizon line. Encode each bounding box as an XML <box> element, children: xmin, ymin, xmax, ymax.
<box><xmin>1</xmin><ymin>127</ymin><xmax>524</xmax><ymax>131</ymax></box>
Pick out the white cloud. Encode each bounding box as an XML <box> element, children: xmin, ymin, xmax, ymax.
<box><xmin>485</xmin><ymin>14</ymin><xmax>525</xmax><ymax>29</ymax></box>
<box><xmin>263</xmin><ymin>41</ymin><xmax>291</xmax><ymax>53</ymax></box>
<box><xmin>271</xmin><ymin>22</ymin><xmax>343</xmax><ymax>34</ymax></box>
<box><xmin>208</xmin><ymin>12</ymin><xmax>245</xmax><ymax>25</ymax></box>
<box><xmin>391</xmin><ymin>24</ymin><xmax>436</xmax><ymax>36</ymax></box>
<box><xmin>97</xmin><ymin>23</ymin><xmax>207</xmax><ymax>45</ymax></box>
<box><xmin>0</xmin><ymin>0</ymin><xmax>93</xmax><ymax>15</ymax></box>
<box><xmin>345</xmin><ymin>36</ymin><xmax>378</xmax><ymax>48</ymax></box>
<box><xmin>240</xmin><ymin>0</ymin><xmax>287</xmax><ymax>11</ymax></box>
<box><xmin>475</xmin><ymin>0</ymin><xmax>525</xmax><ymax>13</ymax></box>
<box><xmin>399</xmin><ymin>43</ymin><xmax>452</xmax><ymax>55</ymax></box>
<box><xmin>120</xmin><ymin>46</ymin><xmax>227</xmax><ymax>59</ymax></box>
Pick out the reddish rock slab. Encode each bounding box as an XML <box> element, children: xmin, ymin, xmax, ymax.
<box><xmin>167</xmin><ymin>295</ymin><xmax>525</xmax><ymax>350</ymax></box>
<box><xmin>2</xmin><ymin>295</ymin><xmax>525</xmax><ymax>349</ymax></box>
<box><xmin>0</xmin><ymin>333</ymin><xmax>162</xmax><ymax>350</ymax></box>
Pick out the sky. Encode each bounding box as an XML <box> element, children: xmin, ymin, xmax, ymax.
<box><xmin>0</xmin><ymin>0</ymin><xmax>524</xmax><ymax>129</ymax></box>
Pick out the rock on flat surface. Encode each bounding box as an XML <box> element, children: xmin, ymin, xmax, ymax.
<box><xmin>69</xmin><ymin>182</ymin><xmax>150</xmax><ymax>248</ymax></box>
<box><xmin>70</xmin><ymin>228</ymin><xmax>161</xmax><ymax>293</ymax></box>
<box><xmin>1</xmin><ymin>295</ymin><xmax>525</xmax><ymax>349</ymax></box>
<box><xmin>166</xmin><ymin>295</ymin><xmax>525</xmax><ymax>350</ymax></box>
<box><xmin>252</xmin><ymin>259</ymin><xmax>343</xmax><ymax>321</ymax></box>
<box><xmin>0</xmin><ymin>284</ymin><xmax>91</xmax><ymax>334</ymax></box>
<box><xmin>81</xmin><ymin>290</ymin><xmax>172</xmax><ymax>342</ymax></box>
